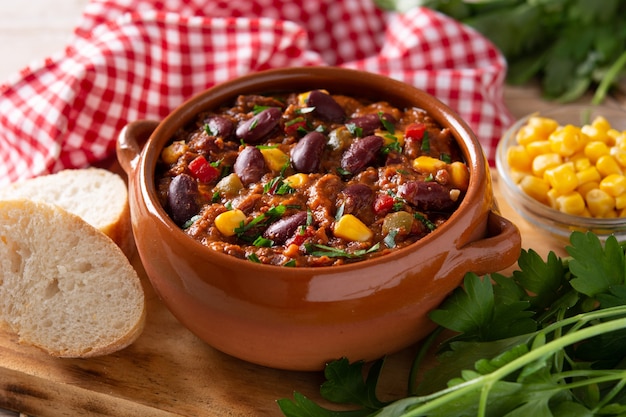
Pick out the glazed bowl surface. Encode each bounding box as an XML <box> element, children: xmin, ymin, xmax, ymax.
<box><xmin>117</xmin><ymin>66</ymin><xmax>521</xmax><ymax>371</ymax></box>
<box><xmin>496</xmin><ymin>105</ymin><xmax>626</xmax><ymax>242</ymax></box>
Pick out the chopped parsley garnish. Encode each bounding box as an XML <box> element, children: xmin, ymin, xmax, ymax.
<box><xmin>235</xmin><ymin>204</ymin><xmax>288</xmax><ymax>238</ymax></box>
<box><xmin>253</xmin><ymin>236</ymin><xmax>274</xmax><ymax>247</ymax></box>
<box><xmin>283</xmin><ymin>259</ymin><xmax>297</xmax><ymax>267</ymax></box>
<box><xmin>296</xmin><ymin>106</ymin><xmax>315</xmax><ymax>114</ymax></box>
<box><xmin>252</xmin><ymin>105</ymin><xmax>271</xmax><ymax>114</ymax></box>
<box><xmin>383</xmin><ymin>229</ymin><xmax>398</xmax><ymax>248</ymax></box>
<box><xmin>378</xmin><ymin>111</ymin><xmax>395</xmax><ymax>134</ymax></box>
<box><xmin>440</xmin><ymin>152</ymin><xmax>452</xmax><ymax>163</ymax></box>
<box><xmin>182</xmin><ymin>214</ymin><xmax>201</xmax><ymax>229</ymax></box>
<box><xmin>247</xmin><ymin>253</ymin><xmax>261</xmax><ymax>263</ymax></box>
<box><xmin>414</xmin><ymin>212</ymin><xmax>436</xmax><ymax>231</ymax></box>
<box><xmin>381</xmin><ymin>134</ymin><xmax>402</xmax><ymax>155</ymax></box>
<box><xmin>420</xmin><ymin>131</ymin><xmax>430</xmax><ymax>152</ymax></box>
<box><xmin>204</xmin><ymin>123</ymin><xmax>218</xmax><ymax>137</ymax></box>
<box><xmin>304</xmin><ymin>242</ymin><xmax>380</xmax><ymax>259</ymax></box>
<box><xmin>264</xmin><ymin>175</ymin><xmax>295</xmax><ymax>195</ymax></box>
<box><xmin>346</xmin><ymin>123</ymin><xmax>363</xmax><ymax>137</ymax></box>
<box><xmin>335</xmin><ymin>203</ymin><xmax>345</xmax><ymax>221</ymax></box>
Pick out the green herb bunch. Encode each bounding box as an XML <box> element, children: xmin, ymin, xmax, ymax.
<box><xmin>278</xmin><ymin>231</ymin><xmax>626</xmax><ymax>416</ymax></box>
<box><xmin>374</xmin><ymin>0</ymin><xmax>626</xmax><ymax>104</ymax></box>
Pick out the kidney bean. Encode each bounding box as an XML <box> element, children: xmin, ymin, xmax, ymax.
<box><xmin>346</xmin><ymin>113</ymin><xmax>392</xmax><ymax>136</ymax></box>
<box><xmin>397</xmin><ymin>181</ymin><xmax>457</xmax><ymax>212</ymax></box>
<box><xmin>338</xmin><ymin>184</ymin><xmax>373</xmax><ymax>216</ymax></box>
<box><xmin>167</xmin><ymin>173</ymin><xmax>199</xmax><ymax>226</ymax></box>
<box><xmin>234</xmin><ymin>146</ymin><xmax>266</xmax><ymax>186</ymax></box>
<box><xmin>306</xmin><ymin>90</ymin><xmax>345</xmax><ymax>123</ymax></box>
<box><xmin>263</xmin><ymin>211</ymin><xmax>308</xmax><ymax>245</ymax></box>
<box><xmin>291</xmin><ymin>131</ymin><xmax>327</xmax><ymax>173</ymax></box>
<box><xmin>340</xmin><ymin>135</ymin><xmax>384</xmax><ymax>175</ymax></box>
<box><xmin>236</xmin><ymin>107</ymin><xmax>282</xmax><ymax>144</ymax></box>
<box><xmin>204</xmin><ymin>115</ymin><xmax>234</xmax><ymax>140</ymax></box>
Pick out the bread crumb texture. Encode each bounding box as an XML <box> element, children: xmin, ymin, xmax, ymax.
<box><xmin>0</xmin><ymin>199</ymin><xmax>145</xmax><ymax>357</ymax></box>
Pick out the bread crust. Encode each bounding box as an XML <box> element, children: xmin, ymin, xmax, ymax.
<box><xmin>0</xmin><ymin>168</ymin><xmax>135</xmax><ymax>257</ymax></box>
<box><xmin>0</xmin><ymin>199</ymin><xmax>146</xmax><ymax>357</ymax></box>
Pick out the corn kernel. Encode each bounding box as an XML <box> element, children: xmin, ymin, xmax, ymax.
<box><xmin>333</xmin><ymin>214</ymin><xmax>373</xmax><ymax>242</ymax></box>
<box><xmin>581</xmin><ymin>124</ymin><xmax>609</xmax><ymax>143</ymax></box>
<box><xmin>160</xmin><ymin>140</ymin><xmax>188</xmax><ymax>164</ymax></box>
<box><xmin>584</xmin><ymin>141</ymin><xmax>610</xmax><ymax>164</ymax></box>
<box><xmin>377</xmin><ymin>130</ymin><xmax>405</xmax><ymax>147</ymax></box>
<box><xmin>532</xmin><ymin>153</ymin><xmax>562</xmax><ymax>177</ymax></box>
<box><xmin>575</xmin><ymin>166</ymin><xmax>601</xmax><ymax>185</ymax></box>
<box><xmin>577</xmin><ymin>181</ymin><xmax>599</xmax><ymax>199</ymax></box>
<box><xmin>571</xmin><ymin>153</ymin><xmax>591</xmax><ymax>171</ymax></box>
<box><xmin>515</xmin><ymin>116</ymin><xmax>558</xmax><ymax>145</ymax></box>
<box><xmin>544</xmin><ymin>163</ymin><xmax>578</xmax><ymax>195</ymax></box>
<box><xmin>525</xmin><ymin>140</ymin><xmax>552</xmax><ymax>159</ymax></box>
<box><xmin>592</xmin><ymin>116</ymin><xmax>612</xmax><ymax>134</ymax></box>
<box><xmin>604</xmin><ymin>209</ymin><xmax>619</xmax><ymax>219</ymax></box>
<box><xmin>214</xmin><ymin>209</ymin><xmax>247</xmax><ymax>237</ymax></box>
<box><xmin>616</xmin><ymin>194</ymin><xmax>626</xmax><ymax>210</ymax></box>
<box><xmin>546</xmin><ymin>188</ymin><xmax>559</xmax><ymax>209</ymax></box>
<box><xmin>515</xmin><ymin>125</ymin><xmax>541</xmax><ymax>146</ymax></box>
<box><xmin>260</xmin><ymin>147</ymin><xmax>290</xmax><ymax>172</ymax></box>
<box><xmin>599</xmin><ymin>174</ymin><xmax>626</xmax><ymax>197</ymax></box>
<box><xmin>506</xmin><ymin>145</ymin><xmax>532</xmax><ymax>172</ymax></box>
<box><xmin>555</xmin><ymin>192</ymin><xmax>586</xmax><ymax>215</ymax></box>
<box><xmin>412</xmin><ymin>155</ymin><xmax>446</xmax><ymax>173</ymax></box>
<box><xmin>519</xmin><ymin>175</ymin><xmax>550</xmax><ymax>204</ymax></box>
<box><xmin>611</xmin><ymin>148</ymin><xmax>626</xmax><ymax>168</ymax></box>
<box><xmin>448</xmin><ymin>161</ymin><xmax>470</xmax><ymax>191</ymax></box>
<box><xmin>549</xmin><ymin>125</ymin><xmax>587</xmax><ymax>157</ymax></box>
<box><xmin>510</xmin><ymin>169</ymin><xmax>527</xmax><ymax>184</ymax></box>
<box><xmin>284</xmin><ymin>173</ymin><xmax>309</xmax><ymax>188</ymax></box>
<box><xmin>586</xmin><ymin>189</ymin><xmax>615</xmax><ymax>218</ymax></box>
<box><xmin>596</xmin><ymin>154</ymin><xmax>623</xmax><ymax>177</ymax></box>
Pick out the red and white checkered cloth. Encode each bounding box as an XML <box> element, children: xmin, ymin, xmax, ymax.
<box><xmin>0</xmin><ymin>0</ymin><xmax>513</xmax><ymax>186</ymax></box>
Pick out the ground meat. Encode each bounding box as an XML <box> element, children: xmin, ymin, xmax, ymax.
<box><xmin>155</xmin><ymin>90</ymin><xmax>470</xmax><ymax>266</ymax></box>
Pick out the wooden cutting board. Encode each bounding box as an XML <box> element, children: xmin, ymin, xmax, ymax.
<box><xmin>0</xmin><ymin>85</ymin><xmax>603</xmax><ymax>416</ymax></box>
<box><xmin>0</xmin><ymin>174</ymin><xmax>571</xmax><ymax>417</ymax></box>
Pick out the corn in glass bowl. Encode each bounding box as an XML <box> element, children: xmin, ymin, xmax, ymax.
<box><xmin>496</xmin><ymin>105</ymin><xmax>626</xmax><ymax>242</ymax></box>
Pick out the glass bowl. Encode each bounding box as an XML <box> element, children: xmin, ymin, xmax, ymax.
<box><xmin>496</xmin><ymin>104</ymin><xmax>626</xmax><ymax>242</ymax></box>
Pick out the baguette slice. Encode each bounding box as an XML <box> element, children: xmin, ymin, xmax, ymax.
<box><xmin>0</xmin><ymin>168</ymin><xmax>133</xmax><ymax>257</ymax></box>
<box><xmin>0</xmin><ymin>199</ymin><xmax>146</xmax><ymax>357</ymax></box>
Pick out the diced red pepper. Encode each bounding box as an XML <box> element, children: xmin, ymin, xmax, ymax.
<box><xmin>284</xmin><ymin>117</ymin><xmax>307</xmax><ymax>136</ymax></box>
<box><xmin>405</xmin><ymin>123</ymin><xmax>426</xmax><ymax>140</ymax></box>
<box><xmin>188</xmin><ymin>155</ymin><xmax>220</xmax><ymax>183</ymax></box>
<box><xmin>373</xmin><ymin>193</ymin><xmax>394</xmax><ymax>215</ymax></box>
<box><xmin>286</xmin><ymin>225</ymin><xmax>315</xmax><ymax>247</ymax></box>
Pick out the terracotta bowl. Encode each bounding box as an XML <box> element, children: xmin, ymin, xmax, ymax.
<box><xmin>117</xmin><ymin>67</ymin><xmax>521</xmax><ymax>371</ymax></box>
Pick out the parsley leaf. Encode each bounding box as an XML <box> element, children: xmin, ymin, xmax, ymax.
<box><xmin>429</xmin><ymin>273</ymin><xmax>495</xmax><ymax>338</ymax></box>
<box><xmin>567</xmin><ymin>232</ymin><xmax>625</xmax><ymax>297</ymax></box>
<box><xmin>513</xmin><ymin>248</ymin><xmax>565</xmax><ymax>310</ymax></box>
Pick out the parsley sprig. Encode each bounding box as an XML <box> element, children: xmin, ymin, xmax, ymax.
<box><xmin>279</xmin><ymin>231</ymin><xmax>626</xmax><ymax>416</ymax></box>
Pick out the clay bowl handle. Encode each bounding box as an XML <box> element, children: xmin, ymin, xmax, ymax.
<box><xmin>116</xmin><ymin>120</ymin><xmax>159</xmax><ymax>175</ymax></box>
<box><xmin>458</xmin><ymin>211</ymin><xmax>521</xmax><ymax>275</ymax></box>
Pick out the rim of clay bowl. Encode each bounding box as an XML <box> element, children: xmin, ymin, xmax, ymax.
<box><xmin>138</xmin><ymin>66</ymin><xmax>488</xmax><ymax>271</ymax></box>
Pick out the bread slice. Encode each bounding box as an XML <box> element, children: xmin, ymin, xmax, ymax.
<box><xmin>0</xmin><ymin>168</ymin><xmax>133</xmax><ymax>257</ymax></box>
<box><xmin>0</xmin><ymin>199</ymin><xmax>146</xmax><ymax>358</ymax></box>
